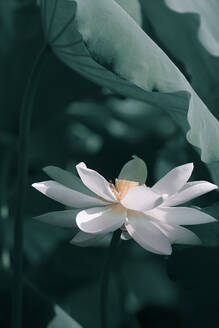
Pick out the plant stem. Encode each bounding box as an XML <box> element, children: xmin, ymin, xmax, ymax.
<box><xmin>11</xmin><ymin>44</ymin><xmax>49</xmax><ymax>328</ymax></box>
<box><xmin>100</xmin><ymin>230</ymin><xmax>121</xmax><ymax>328</ymax></box>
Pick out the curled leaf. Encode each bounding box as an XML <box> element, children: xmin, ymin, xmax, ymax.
<box><xmin>40</xmin><ymin>0</ymin><xmax>219</xmax><ymax>163</ymax></box>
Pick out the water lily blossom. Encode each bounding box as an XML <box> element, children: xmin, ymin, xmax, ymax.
<box><xmin>32</xmin><ymin>156</ymin><xmax>217</xmax><ymax>255</ymax></box>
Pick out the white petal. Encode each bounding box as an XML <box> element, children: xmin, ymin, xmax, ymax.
<box><xmin>76</xmin><ymin>205</ymin><xmax>126</xmax><ymax>234</ymax></box>
<box><xmin>148</xmin><ymin>206</ymin><xmax>217</xmax><ymax>225</ymax></box>
<box><xmin>33</xmin><ymin>210</ymin><xmax>79</xmax><ymax>227</ymax></box>
<box><xmin>76</xmin><ymin>162</ymin><xmax>117</xmax><ymax>202</ymax></box>
<box><xmin>32</xmin><ymin>181</ymin><xmax>109</xmax><ymax>208</ymax></box>
<box><xmin>121</xmin><ymin>231</ymin><xmax>131</xmax><ymax>240</ymax></box>
<box><xmin>121</xmin><ymin>186</ymin><xmax>163</xmax><ymax>212</ymax></box>
<box><xmin>118</xmin><ymin>155</ymin><xmax>147</xmax><ymax>184</ymax></box>
<box><xmin>164</xmin><ymin>181</ymin><xmax>218</xmax><ymax>206</ymax></box>
<box><xmin>152</xmin><ymin>222</ymin><xmax>201</xmax><ymax>245</ymax></box>
<box><xmin>43</xmin><ymin>165</ymin><xmax>95</xmax><ymax>196</ymax></box>
<box><xmin>125</xmin><ymin>211</ymin><xmax>172</xmax><ymax>255</ymax></box>
<box><xmin>70</xmin><ymin>231</ymin><xmax>105</xmax><ymax>247</ymax></box>
<box><xmin>152</xmin><ymin>163</ymin><xmax>194</xmax><ymax>196</ymax></box>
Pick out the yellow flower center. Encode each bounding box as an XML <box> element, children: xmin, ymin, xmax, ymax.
<box><xmin>110</xmin><ymin>179</ymin><xmax>139</xmax><ymax>201</ymax></box>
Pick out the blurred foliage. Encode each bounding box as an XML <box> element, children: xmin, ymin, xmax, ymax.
<box><xmin>0</xmin><ymin>0</ymin><xmax>219</xmax><ymax>327</ymax></box>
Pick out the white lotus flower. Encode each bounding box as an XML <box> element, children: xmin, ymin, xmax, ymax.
<box><xmin>32</xmin><ymin>156</ymin><xmax>217</xmax><ymax>255</ymax></box>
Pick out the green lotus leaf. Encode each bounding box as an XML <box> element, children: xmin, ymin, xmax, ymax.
<box><xmin>40</xmin><ymin>0</ymin><xmax>219</xmax><ymax>163</ymax></box>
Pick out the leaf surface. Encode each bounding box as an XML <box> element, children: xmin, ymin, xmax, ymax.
<box><xmin>40</xmin><ymin>0</ymin><xmax>219</xmax><ymax>163</ymax></box>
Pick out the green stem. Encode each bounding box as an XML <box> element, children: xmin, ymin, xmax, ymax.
<box><xmin>11</xmin><ymin>44</ymin><xmax>49</xmax><ymax>328</ymax></box>
<box><xmin>100</xmin><ymin>230</ymin><xmax>121</xmax><ymax>328</ymax></box>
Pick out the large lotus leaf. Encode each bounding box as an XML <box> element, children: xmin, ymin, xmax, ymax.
<box><xmin>115</xmin><ymin>0</ymin><xmax>142</xmax><ymax>25</ymax></box>
<box><xmin>39</xmin><ymin>0</ymin><xmax>219</xmax><ymax>163</ymax></box>
<box><xmin>165</xmin><ymin>0</ymin><xmax>219</xmax><ymax>57</ymax></box>
<box><xmin>40</xmin><ymin>0</ymin><xmax>190</xmax><ymax>120</ymax></box>
<box><xmin>140</xmin><ymin>0</ymin><xmax>219</xmax><ymax>117</ymax></box>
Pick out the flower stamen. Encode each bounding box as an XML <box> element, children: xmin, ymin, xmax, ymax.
<box><xmin>110</xmin><ymin>179</ymin><xmax>139</xmax><ymax>201</ymax></box>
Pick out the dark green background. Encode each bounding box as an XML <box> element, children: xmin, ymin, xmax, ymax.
<box><xmin>0</xmin><ymin>1</ymin><xmax>219</xmax><ymax>327</ymax></box>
